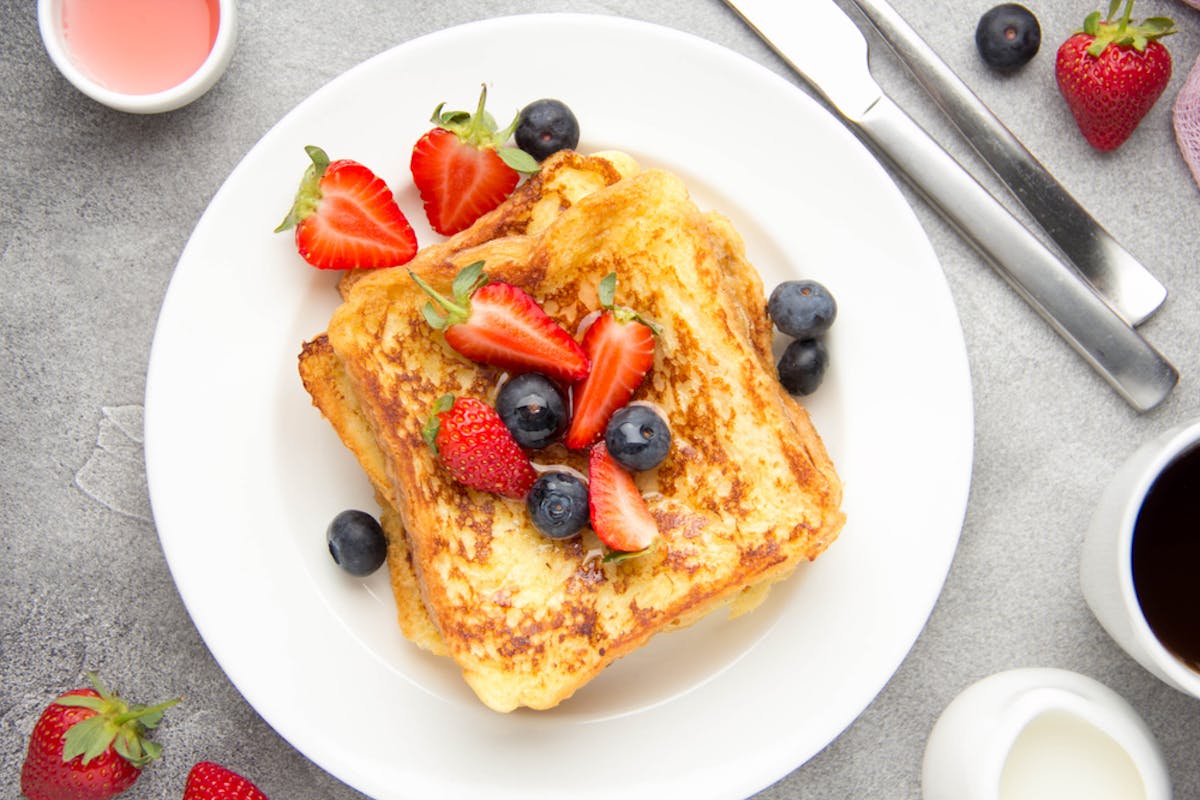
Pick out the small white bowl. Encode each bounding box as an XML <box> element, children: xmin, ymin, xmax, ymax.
<box><xmin>37</xmin><ymin>0</ymin><xmax>238</xmax><ymax>114</ymax></box>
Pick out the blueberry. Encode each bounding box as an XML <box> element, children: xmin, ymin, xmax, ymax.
<box><xmin>526</xmin><ymin>471</ymin><xmax>589</xmax><ymax>539</ymax></box>
<box><xmin>604</xmin><ymin>403</ymin><xmax>671</xmax><ymax>472</ymax></box>
<box><xmin>767</xmin><ymin>280</ymin><xmax>837</xmax><ymax>340</ymax></box>
<box><xmin>515</xmin><ymin>99</ymin><xmax>581</xmax><ymax>162</ymax></box>
<box><xmin>777</xmin><ymin>338</ymin><xmax>828</xmax><ymax>396</ymax></box>
<box><xmin>495</xmin><ymin>373</ymin><xmax>568</xmax><ymax>449</ymax></box>
<box><xmin>327</xmin><ymin>509</ymin><xmax>387</xmax><ymax>577</ymax></box>
<box><xmin>975</xmin><ymin>4</ymin><xmax>1040</xmax><ymax>73</ymax></box>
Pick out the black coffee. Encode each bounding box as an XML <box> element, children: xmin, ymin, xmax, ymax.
<box><xmin>1131</xmin><ymin>443</ymin><xmax>1200</xmax><ymax>671</ymax></box>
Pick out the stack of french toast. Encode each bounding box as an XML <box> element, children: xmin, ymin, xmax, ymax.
<box><xmin>298</xmin><ymin>150</ymin><xmax>845</xmax><ymax>712</ymax></box>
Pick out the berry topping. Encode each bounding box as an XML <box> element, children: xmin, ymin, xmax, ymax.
<box><xmin>515</xmin><ymin>98</ymin><xmax>581</xmax><ymax>161</ymax></box>
<box><xmin>767</xmin><ymin>280</ymin><xmax>837</xmax><ymax>340</ymax></box>
<box><xmin>326</xmin><ymin>509</ymin><xmax>388</xmax><ymax>577</ymax></box>
<box><xmin>604</xmin><ymin>403</ymin><xmax>671</xmax><ymax>472</ymax></box>
<box><xmin>526</xmin><ymin>471</ymin><xmax>590</xmax><ymax>539</ymax></box>
<box><xmin>587</xmin><ymin>441</ymin><xmax>658</xmax><ymax>555</ymax></box>
<box><xmin>976</xmin><ymin>4</ymin><xmax>1042</xmax><ymax>73</ymax></box>
<box><xmin>424</xmin><ymin>394</ymin><xmax>537</xmax><ymax>500</ymax></box>
<box><xmin>777</xmin><ymin>338</ymin><xmax>829</xmax><ymax>397</ymax></box>
<box><xmin>496</xmin><ymin>373</ymin><xmax>568</xmax><ymax>449</ymax></box>
<box><xmin>563</xmin><ymin>274</ymin><xmax>658</xmax><ymax>450</ymax></box>
<box><xmin>410</xmin><ymin>84</ymin><xmax>539</xmax><ymax>235</ymax></box>
<box><xmin>275</xmin><ymin>145</ymin><xmax>417</xmax><ymax>271</ymax></box>
<box><xmin>412</xmin><ymin>262</ymin><xmax>590</xmax><ymax>383</ymax></box>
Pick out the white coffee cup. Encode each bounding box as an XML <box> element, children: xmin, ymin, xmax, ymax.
<box><xmin>1080</xmin><ymin>419</ymin><xmax>1200</xmax><ymax>700</ymax></box>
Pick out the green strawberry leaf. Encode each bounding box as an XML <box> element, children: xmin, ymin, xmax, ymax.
<box><xmin>498</xmin><ymin>147</ymin><xmax>540</xmax><ymax>174</ymax></box>
<box><xmin>61</xmin><ymin>715</ymin><xmax>116</xmax><ymax>765</ymax></box>
<box><xmin>53</xmin><ymin>694</ymin><xmax>107</xmax><ymax>712</ymax></box>
<box><xmin>1142</xmin><ymin>17</ymin><xmax>1178</xmax><ymax>37</ymax></box>
<box><xmin>1084</xmin><ymin>10</ymin><xmax>1102</xmax><ymax>35</ymax></box>
<box><xmin>419</xmin><ymin>302</ymin><xmax>445</xmax><ymax>330</ymax></box>
<box><xmin>603</xmin><ymin>545</ymin><xmax>652</xmax><ymax>563</ymax></box>
<box><xmin>451</xmin><ymin>261</ymin><xmax>487</xmax><ymax>302</ymax></box>
<box><xmin>275</xmin><ymin>145</ymin><xmax>331</xmax><ymax>233</ymax></box>
<box><xmin>422</xmin><ymin>394</ymin><xmax>455</xmax><ymax>451</ymax></box>
<box><xmin>598</xmin><ymin>272</ymin><xmax>616</xmax><ymax>309</ymax></box>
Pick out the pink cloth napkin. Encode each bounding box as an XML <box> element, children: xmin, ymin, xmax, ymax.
<box><xmin>1174</xmin><ymin>54</ymin><xmax>1200</xmax><ymax>189</ymax></box>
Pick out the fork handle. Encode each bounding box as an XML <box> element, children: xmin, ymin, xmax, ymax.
<box><xmin>853</xmin><ymin>96</ymin><xmax>1177</xmax><ymax>412</ymax></box>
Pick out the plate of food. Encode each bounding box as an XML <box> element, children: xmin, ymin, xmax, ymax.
<box><xmin>145</xmin><ymin>13</ymin><xmax>973</xmax><ymax>800</ymax></box>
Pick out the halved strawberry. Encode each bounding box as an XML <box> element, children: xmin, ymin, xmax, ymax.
<box><xmin>423</xmin><ymin>394</ymin><xmax>537</xmax><ymax>499</ymax></box>
<box><xmin>276</xmin><ymin>145</ymin><xmax>417</xmax><ymax>270</ymax></box>
<box><xmin>410</xmin><ymin>84</ymin><xmax>539</xmax><ymax>236</ymax></box>
<box><xmin>588</xmin><ymin>441</ymin><xmax>658</xmax><ymax>554</ymax></box>
<box><xmin>563</xmin><ymin>274</ymin><xmax>658</xmax><ymax>450</ymax></box>
<box><xmin>411</xmin><ymin>261</ymin><xmax>589</xmax><ymax>382</ymax></box>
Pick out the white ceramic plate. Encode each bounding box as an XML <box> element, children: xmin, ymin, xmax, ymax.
<box><xmin>145</xmin><ymin>14</ymin><xmax>973</xmax><ymax>800</ymax></box>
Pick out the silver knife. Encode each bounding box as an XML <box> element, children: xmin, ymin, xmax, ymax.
<box><xmin>847</xmin><ymin>0</ymin><xmax>1167</xmax><ymax>326</ymax></box>
<box><xmin>722</xmin><ymin>0</ymin><xmax>1178</xmax><ymax>412</ymax></box>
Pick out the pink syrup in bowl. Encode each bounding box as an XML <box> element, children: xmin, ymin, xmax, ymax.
<box><xmin>61</xmin><ymin>0</ymin><xmax>220</xmax><ymax>95</ymax></box>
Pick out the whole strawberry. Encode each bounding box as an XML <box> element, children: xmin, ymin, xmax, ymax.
<box><xmin>423</xmin><ymin>394</ymin><xmax>537</xmax><ymax>499</ymax></box>
<box><xmin>183</xmin><ymin>762</ymin><xmax>268</xmax><ymax>800</ymax></box>
<box><xmin>410</xmin><ymin>84</ymin><xmax>539</xmax><ymax>236</ymax></box>
<box><xmin>1055</xmin><ymin>0</ymin><xmax>1177</xmax><ymax>151</ymax></box>
<box><xmin>20</xmin><ymin>673</ymin><xmax>178</xmax><ymax>800</ymax></box>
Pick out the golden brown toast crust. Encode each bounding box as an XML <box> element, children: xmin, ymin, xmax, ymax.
<box><xmin>302</xmin><ymin>153</ymin><xmax>844</xmax><ymax>711</ymax></box>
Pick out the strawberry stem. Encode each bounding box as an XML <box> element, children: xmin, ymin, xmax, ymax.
<box><xmin>466</xmin><ymin>83</ymin><xmax>491</xmax><ymax>146</ymax></box>
<box><xmin>1083</xmin><ymin>0</ymin><xmax>1176</xmax><ymax>55</ymax></box>
<box><xmin>1117</xmin><ymin>0</ymin><xmax>1134</xmax><ymax>29</ymax></box>
<box><xmin>410</xmin><ymin>272</ymin><xmax>469</xmax><ymax>328</ymax></box>
<box><xmin>56</xmin><ymin>673</ymin><xmax>179</xmax><ymax>769</ymax></box>
<box><xmin>410</xmin><ymin>263</ymin><xmax>488</xmax><ymax>330</ymax></box>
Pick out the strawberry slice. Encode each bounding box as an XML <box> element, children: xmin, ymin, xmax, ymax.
<box><xmin>410</xmin><ymin>84</ymin><xmax>539</xmax><ymax>236</ymax></box>
<box><xmin>588</xmin><ymin>441</ymin><xmax>658</xmax><ymax>554</ymax></box>
<box><xmin>276</xmin><ymin>145</ymin><xmax>417</xmax><ymax>270</ymax></box>
<box><xmin>423</xmin><ymin>394</ymin><xmax>537</xmax><ymax>500</ymax></box>
<box><xmin>411</xmin><ymin>262</ymin><xmax>589</xmax><ymax>382</ymax></box>
<box><xmin>563</xmin><ymin>274</ymin><xmax>658</xmax><ymax>450</ymax></box>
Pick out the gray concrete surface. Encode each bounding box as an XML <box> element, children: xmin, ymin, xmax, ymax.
<box><xmin>3</xmin><ymin>0</ymin><xmax>1199</xmax><ymax>798</ymax></box>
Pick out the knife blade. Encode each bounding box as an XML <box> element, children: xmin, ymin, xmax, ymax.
<box><xmin>847</xmin><ymin>0</ymin><xmax>1166</xmax><ymax>326</ymax></box>
<box><xmin>721</xmin><ymin>0</ymin><xmax>1177</xmax><ymax>412</ymax></box>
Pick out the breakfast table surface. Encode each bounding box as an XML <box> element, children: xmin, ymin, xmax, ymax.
<box><xmin>3</xmin><ymin>1</ymin><xmax>1199</xmax><ymax>798</ymax></box>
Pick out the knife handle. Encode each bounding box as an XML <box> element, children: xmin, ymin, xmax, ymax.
<box><xmin>847</xmin><ymin>0</ymin><xmax>1167</xmax><ymax>327</ymax></box>
<box><xmin>855</xmin><ymin>97</ymin><xmax>1177</xmax><ymax>411</ymax></box>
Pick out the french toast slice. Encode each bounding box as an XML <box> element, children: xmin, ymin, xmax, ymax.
<box><xmin>301</xmin><ymin>153</ymin><xmax>844</xmax><ymax>711</ymax></box>
<box><xmin>303</xmin><ymin>152</ymin><xmax>641</xmax><ymax>659</ymax></box>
